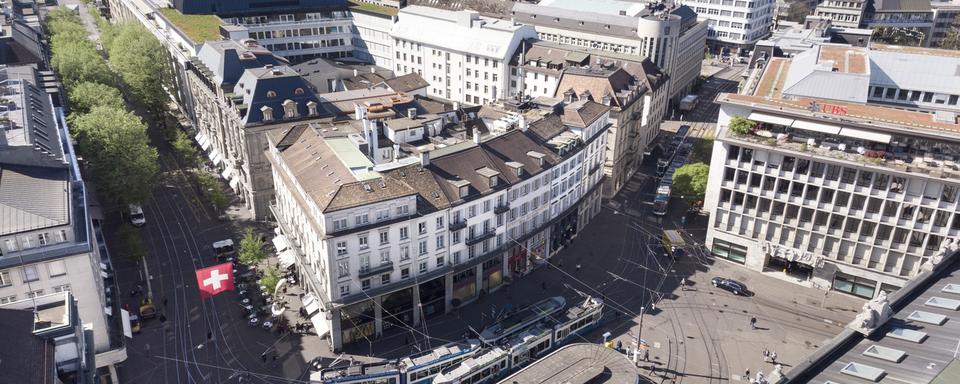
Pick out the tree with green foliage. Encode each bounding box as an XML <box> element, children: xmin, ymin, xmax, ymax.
<box><xmin>259</xmin><ymin>265</ymin><xmax>282</xmax><ymax>296</ymax></box>
<box><xmin>238</xmin><ymin>227</ymin><xmax>266</xmax><ymax>267</ymax></box>
<box><xmin>118</xmin><ymin>224</ymin><xmax>147</xmax><ymax>261</ymax></box>
<box><xmin>72</xmin><ymin>106</ymin><xmax>159</xmax><ymax>205</ymax></box>
<box><xmin>50</xmin><ymin>36</ymin><xmax>113</xmax><ymax>87</ymax></box>
<box><xmin>689</xmin><ymin>134</ymin><xmax>715</xmax><ymax>164</ymax></box>
<box><xmin>108</xmin><ymin>24</ymin><xmax>172</xmax><ymax>112</ymax></box>
<box><xmin>727</xmin><ymin>116</ymin><xmax>757</xmax><ymax>135</ymax></box>
<box><xmin>939</xmin><ymin>18</ymin><xmax>960</xmax><ymax>50</ymax></box>
<box><xmin>193</xmin><ymin>173</ymin><xmax>229</xmax><ymax>212</ymax></box>
<box><xmin>673</xmin><ymin>163</ymin><xmax>711</xmax><ymax>199</ymax></box>
<box><xmin>171</xmin><ymin>130</ymin><xmax>200</xmax><ymax>168</ymax></box>
<box><xmin>67</xmin><ymin>82</ymin><xmax>124</xmax><ymax>115</ymax></box>
<box><xmin>786</xmin><ymin>1</ymin><xmax>812</xmax><ymax>23</ymax></box>
<box><xmin>46</xmin><ymin>7</ymin><xmax>85</xmax><ymax>35</ymax></box>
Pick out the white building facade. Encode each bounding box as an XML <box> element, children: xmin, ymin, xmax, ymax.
<box><xmin>350</xmin><ymin>8</ymin><xmax>396</xmax><ymax>68</ymax></box>
<box><xmin>267</xmin><ymin>101</ymin><xmax>609</xmax><ymax>351</ymax></box>
<box><xmin>391</xmin><ymin>6</ymin><xmax>537</xmax><ymax>105</ymax></box>
<box><xmin>688</xmin><ymin>0</ymin><xmax>776</xmax><ymax>51</ymax></box>
<box><xmin>705</xmin><ymin>93</ymin><xmax>960</xmax><ymax>298</ymax></box>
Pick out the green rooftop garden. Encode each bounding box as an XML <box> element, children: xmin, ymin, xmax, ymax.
<box><xmin>348</xmin><ymin>0</ymin><xmax>399</xmax><ymax>17</ymax></box>
<box><xmin>158</xmin><ymin>8</ymin><xmax>223</xmax><ymax>44</ymax></box>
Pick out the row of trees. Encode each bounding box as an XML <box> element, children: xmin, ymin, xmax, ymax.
<box><xmin>47</xmin><ymin>8</ymin><xmax>169</xmax><ymax>207</ymax></box>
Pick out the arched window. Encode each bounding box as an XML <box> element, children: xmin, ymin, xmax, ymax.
<box><xmin>294</xmin><ymin>88</ymin><xmax>305</xmax><ymax>95</ymax></box>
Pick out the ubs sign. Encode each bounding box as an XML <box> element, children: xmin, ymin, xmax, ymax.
<box><xmin>808</xmin><ymin>100</ymin><xmax>849</xmax><ymax>116</ymax></box>
<box><xmin>761</xmin><ymin>241</ymin><xmax>824</xmax><ymax>267</ymax></box>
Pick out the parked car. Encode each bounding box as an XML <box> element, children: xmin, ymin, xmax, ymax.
<box><xmin>711</xmin><ymin>277</ymin><xmax>747</xmax><ymax>296</ymax></box>
<box><xmin>139</xmin><ymin>298</ymin><xmax>156</xmax><ymax>319</ymax></box>
<box><xmin>129</xmin><ymin>204</ymin><xmax>146</xmax><ymax>227</ymax></box>
<box><xmin>214</xmin><ymin>239</ymin><xmax>235</xmax><ymax>262</ymax></box>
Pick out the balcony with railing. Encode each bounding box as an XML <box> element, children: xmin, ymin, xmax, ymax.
<box><xmin>721</xmin><ymin>116</ymin><xmax>960</xmax><ymax>180</ymax></box>
<box><xmin>494</xmin><ymin>202</ymin><xmax>510</xmax><ymax>215</ymax></box>
<box><xmin>358</xmin><ymin>261</ymin><xmax>394</xmax><ymax>279</ymax></box>
<box><xmin>465</xmin><ymin>229</ymin><xmax>496</xmax><ymax>246</ymax></box>
<box><xmin>448</xmin><ymin>219</ymin><xmax>467</xmax><ymax>231</ymax></box>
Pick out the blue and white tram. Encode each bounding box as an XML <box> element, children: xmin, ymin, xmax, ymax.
<box><xmin>552</xmin><ymin>296</ymin><xmax>604</xmax><ymax>344</ymax></box>
<box><xmin>432</xmin><ymin>348</ymin><xmax>510</xmax><ymax>384</ymax></box>
<box><xmin>501</xmin><ymin>322</ymin><xmax>554</xmax><ymax>370</ymax></box>
<box><xmin>399</xmin><ymin>339</ymin><xmax>482</xmax><ymax>384</ymax></box>
<box><xmin>478</xmin><ymin>296</ymin><xmax>565</xmax><ymax>346</ymax></box>
<box><xmin>313</xmin><ymin>361</ymin><xmax>402</xmax><ymax>384</ymax></box>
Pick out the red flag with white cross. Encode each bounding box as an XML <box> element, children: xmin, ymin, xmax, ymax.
<box><xmin>195</xmin><ymin>263</ymin><xmax>234</xmax><ymax>299</ymax></box>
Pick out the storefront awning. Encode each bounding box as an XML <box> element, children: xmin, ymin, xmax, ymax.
<box><xmin>310</xmin><ymin>311</ymin><xmax>330</xmax><ymax>338</ymax></box>
<box><xmin>272</xmin><ymin>235</ymin><xmax>289</xmax><ymax>252</ymax></box>
<box><xmin>195</xmin><ymin>132</ymin><xmax>209</xmax><ymax>150</ymax></box>
<box><xmin>221</xmin><ymin>165</ymin><xmax>234</xmax><ymax>180</ymax></box>
<box><xmin>278</xmin><ymin>249</ymin><xmax>296</xmax><ymax>269</ymax></box>
<box><xmin>748</xmin><ymin>112</ymin><xmax>794</xmax><ymax>126</ymax></box>
<box><xmin>839</xmin><ymin>127</ymin><xmax>892</xmax><ymax>144</ymax></box>
<box><xmin>791</xmin><ymin>120</ymin><xmax>842</xmax><ymax>135</ymax></box>
<box><xmin>209</xmin><ymin>149</ymin><xmax>223</xmax><ymax>166</ymax></box>
<box><xmin>302</xmin><ymin>293</ymin><xmax>320</xmax><ymax>317</ymax></box>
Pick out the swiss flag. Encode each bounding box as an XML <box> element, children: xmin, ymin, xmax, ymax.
<box><xmin>196</xmin><ymin>263</ymin><xmax>234</xmax><ymax>299</ymax></box>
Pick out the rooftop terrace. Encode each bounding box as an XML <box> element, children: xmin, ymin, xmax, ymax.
<box><xmin>348</xmin><ymin>0</ymin><xmax>399</xmax><ymax>16</ymax></box>
<box><xmin>158</xmin><ymin>8</ymin><xmax>223</xmax><ymax>44</ymax></box>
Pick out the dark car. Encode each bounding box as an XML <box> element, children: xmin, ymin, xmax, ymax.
<box><xmin>711</xmin><ymin>277</ymin><xmax>746</xmax><ymax>295</ymax></box>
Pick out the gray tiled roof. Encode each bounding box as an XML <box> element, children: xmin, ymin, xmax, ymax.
<box><xmin>0</xmin><ymin>165</ymin><xmax>70</xmax><ymax>236</ymax></box>
<box><xmin>196</xmin><ymin>39</ymin><xmax>283</xmax><ymax>87</ymax></box>
<box><xmin>237</xmin><ymin>66</ymin><xmax>327</xmax><ymax>125</ymax></box>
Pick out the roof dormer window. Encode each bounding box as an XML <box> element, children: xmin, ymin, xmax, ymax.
<box><xmin>307</xmin><ymin>100</ymin><xmax>318</xmax><ymax>116</ymax></box>
<box><xmin>266</xmin><ymin>90</ymin><xmax>277</xmax><ymax>98</ymax></box>
<box><xmin>475</xmin><ymin>167</ymin><xmax>500</xmax><ymax>189</ymax></box>
<box><xmin>294</xmin><ymin>87</ymin><xmax>305</xmax><ymax>95</ymax></box>
<box><xmin>506</xmin><ymin>161</ymin><xmax>524</xmax><ymax>177</ymax></box>
<box><xmin>260</xmin><ymin>105</ymin><xmax>273</xmax><ymax>122</ymax></box>
<box><xmin>450</xmin><ymin>179</ymin><xmax>471</xmax><ymax>199</ymax></box>
<box><xmin>282</xmin><ymin>99</ymin><xmax>298</xmax><ymax>119</ymax></box>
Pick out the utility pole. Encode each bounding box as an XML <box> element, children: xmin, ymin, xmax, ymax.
<box><xmin>633</xmin><ymin>306</ymin><xmax>646</xmax><ymax>364</ymax></box>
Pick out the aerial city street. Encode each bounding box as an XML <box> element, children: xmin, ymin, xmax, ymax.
<box><xmin>2</xmin><ymin>0</ymin><xmax>960</xmax><ymax>384</ymax></box>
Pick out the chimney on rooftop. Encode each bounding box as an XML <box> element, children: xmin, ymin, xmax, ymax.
<box><xmin>354</xmin><ymin>69</ymin><xmax>359</xmax><ymax>77</ymax></box>
<box><xmin>420</xmin><ymin>151</ymin><xmax>430</xmax><ymax>166</ymax></box>
<box><xmin>472</xmin><ymin>128</ymin><xmax>481</xmax><ymax>144</ymax></box>
<box><xmin>371</xmin><ymin>67</ymin><xmax>376</xmax><ymax>74</ymax></box>
<box><xmin>408</xmin><ymin>108</ymin><xmax>418</xmax><ymax>119</ymax></box>
<box><xmin>518</xmin><ymin>114</ymin><xmax>528</xmax><ymax>132</ymax></box>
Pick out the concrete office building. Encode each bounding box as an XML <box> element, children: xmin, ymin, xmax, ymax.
<box><xmin>0</xmin><ymin>66</ymin><xmax>124</xmax><ymax>371</ymax></box>
<box><xmin>509</xmin><ymin>0</ymin><xmax>707</xmax><ymax>102</ymax></box>
<box><xmin>350</xmin><ymin>5</ymin><xmax>397</xmax><ymax>68</ymax></box>
<box><xmin>686</xmin><ymin>0</ymin><xmax>776</xmax><ymax>52</ymax></box>
<box><xmin>267</xmin><ymin>98</ymin><xmax>609</xmax><ymax>351</ymax></box>
<box><xmin>390</xmin><ymin>6</ymin><xmax>536</xmax><ymax>105</ymax></box>
<box><xmin>704</xmin><ymin>86</ymin><xmax>960</xmax><ymax>297</ymax></box>
<box><xmin>814</xmin><ymin>0</ymin><xmax>869</xmax><ymax>28</ymax></box>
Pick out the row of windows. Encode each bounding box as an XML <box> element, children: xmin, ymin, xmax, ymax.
<box><xmin>869</xmin><ymin>86</ymin><xmax>959</xmax><ymax>106</ymax></box>
<box><xmin>247</xmin><ymin>25</ymin><xmax>346</xmax><ymax>41</ymax></box>
<box><xmin>1</xmin><ymin>230</ymin><xmax>70</xmax><ymax>255</ymax></box>
<box><xmin>0</xmin><ymin>261</ymin><xmax>68</xmax><ymax>287</ymax></box>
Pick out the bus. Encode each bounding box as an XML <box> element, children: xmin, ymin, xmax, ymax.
<box><xmin>652</xmin><ymin>185</ymin><xmax>671</xmax><ymax>216</ymax></box>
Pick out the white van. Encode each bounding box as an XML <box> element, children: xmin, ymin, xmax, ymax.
<box><xmin>129</xmin><ymin>204</ymin><xmax>146</xmax><ymax>227</ymax></box>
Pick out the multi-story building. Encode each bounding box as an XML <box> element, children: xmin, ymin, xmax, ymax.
<box><xmin>814</xmin><ymin>0</ymin><xmax>868</xmax><ymax>28</ymax></box>
<box><xmin>931</xmin><ymin>0</ymin><xmax>960</xmax><ymax>48</ymax></box>
<box><xmin>266</xmin><ymin>98</ymin><xmax>609</xmax><ymax>351</ymax></box>
<box><xmin>391</xmin><ymin>6</ymin><xmax>537</xmax><ymax>105</ymax></box>
<box><xmin>0</xmin><ymin>292</ymin><xmax>95</xmax><ymax>384</ymax></box>
<box><xmin>863</xmin><ymin>0</ymin><xmax>936</xmax><ymax>45</ymax></box>
<box><xmin>350</xmin><ymin>4</ymin><xmax>397</xmax><ymax>68</ymax></box>
<box><xmin>704</xmin><ymin>84</ymin><xmax>960</xmax><ymax>298</ymax></box>
<box><xmin>218</xmin><ymin>6</ymin><xmax>355</xmax><ymax>63</ymax></box>
<box><xmin>687</xmin><ymin>0</ymin><xmax>776</xmax><ymax>52</ymax></box>
<box><xmin>743</xmin><ymin>42</ymin><xmax>960</xmax><ymax>115</ymax></box>
<box><xmin>509</xmin><ymin>39</ymin><xmax>669</xmax><ymax>197</ymax></box>
<box><xmin>186</xmin><ymin>39</ymin><xmax>328</xmax><ymax>219</ymax></box>
<box><xmin>0</xmin><ymin>66</ymin><xmax>123</xmax><ymax>369</ymax></box>
<box><xmin>509</xmin><ymin>0</ymin><xmax>708</xmax><ymax>102</ymax></box>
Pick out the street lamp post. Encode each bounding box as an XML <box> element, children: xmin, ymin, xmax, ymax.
<box><xmin>633</xmin><ymin>306</ymin><xmax>645</xmax><ymax>364</ymax></box>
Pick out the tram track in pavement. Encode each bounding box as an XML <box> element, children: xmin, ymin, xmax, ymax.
<box><xmin>155</xmin><ymin>152</ymin><xmax>293</xmax><ymax>384</ymax></box>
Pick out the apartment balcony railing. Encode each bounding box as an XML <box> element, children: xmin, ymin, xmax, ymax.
<box><xmin>465</xmin><ymin>229</ymin><xmax>496</xmax><ymax>246</ymax></box>
<box><xmin>494</xmin><ymin>203</ymin><xmax>510</xmax><ymax>215</ymax></box>
<box><xmin>358</xmin><ymin>261</ymin><xmax>394</xmax><ymax>279</ymax></box>
<box><xmin>448</xmin><ymin>219</ymin><xmax>467</xmax><ymax>231</ymax></box>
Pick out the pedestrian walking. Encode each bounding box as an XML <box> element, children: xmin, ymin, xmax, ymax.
<box><xmin>541</xmin><ymin>281</ymin><xmax>547</xmax><ymax>290</ymax></box>
<box><xmin>744</xmin><ymin>369</ymin><xmax>750</xmax><ymax>381</ymax></box>
<box><xmin>261</xmin><ymin>354</ymin><xmax>267</xmax><ymax>363</ymax></box>
<box><xmin>750</xmin><ymin>317</ymin><xmax>757</xmax><ymax>330</ymax></box>
<box><xmin>770</xmin><ymin>351</ymin><xmax>777</xmax><ymax>364</ymax></box>
<box><xmin>642</xmin><ymin>348</ymin><xmax>650</xmax><ymax>362</ymax></box>
<box><xmin>616</xmin><ymin>340</ymin><xmax>623</xmax><ymax>352</ymax></box>
<box><xmin>680</xmin><ymin>278</ymin><xmax>687</xmax><ymax>291</ymax></box>
<box><xmin>576</xmin><ymin>264</ymin><xmax>581</xmax><ymax>273</ymax></box>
